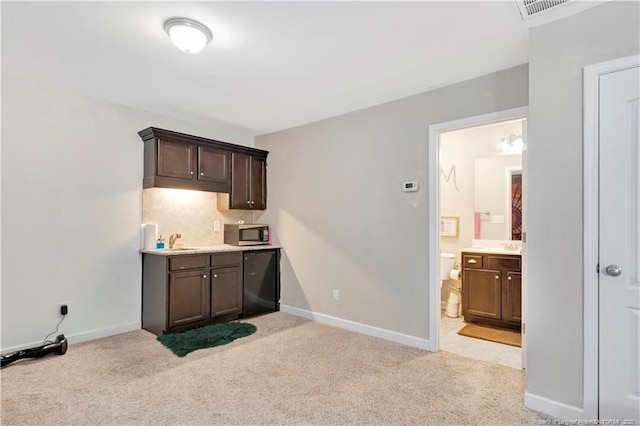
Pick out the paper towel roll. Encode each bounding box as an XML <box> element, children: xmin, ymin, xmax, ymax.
<box><xmin>449</xmin><ymin>269</ymin><xmax>461</xmax><ymax>281</ymax></box>
<box><xmin>142</xmin><ymin>223</ymin><xmax>158</xmax><ymax>249</ymax></box>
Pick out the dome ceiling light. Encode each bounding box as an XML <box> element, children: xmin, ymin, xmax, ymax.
<box><xmin>499</xmin><ymin>131</ymin><xmax>524</xmax><ymax>155</ymax></box>
<box><xmin>163</xmin><ymin>18</ymin><xmax>212</xmax><ymax>54</ymax></box>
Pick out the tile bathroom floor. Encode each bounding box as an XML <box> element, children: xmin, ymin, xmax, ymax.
<box><xmin>440</xmin><ymin>310</ymin><xmax>522</xmax><ymax>370</ymax></box>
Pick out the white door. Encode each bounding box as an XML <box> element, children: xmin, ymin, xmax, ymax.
<box><xmin>599</xmin><ymin>64</ymin><xmax>640</xmax><ymax>422</ymax></box>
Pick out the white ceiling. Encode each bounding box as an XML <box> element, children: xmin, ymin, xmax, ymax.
<box><xmin>2</xmin><ymin>1</ymin><xmax>533</xmax><ymax>135</ymax></box>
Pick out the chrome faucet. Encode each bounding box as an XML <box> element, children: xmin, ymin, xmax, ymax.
<box><xmin>169</xmin><ymin>233</ymin><xmax>182</xmax><ymax>249</ymax></box>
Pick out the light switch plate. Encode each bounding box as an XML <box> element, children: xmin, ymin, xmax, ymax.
<box><xmin>491</xmin><ymin>215</ymin><xmax>505</xmax><ymax>224</ymax></box>
<box><xmin>214</xmin><ymin>221</ymin><xmax>221</xmax><ymax>232</ymax></box>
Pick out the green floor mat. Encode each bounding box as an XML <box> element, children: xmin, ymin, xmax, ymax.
<box><xmin>157</xmin><ymin>322</ymin><xmax>257</xmax><ymax>357</ymax></box>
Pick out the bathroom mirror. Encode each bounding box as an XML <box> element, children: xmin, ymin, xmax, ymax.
<box><xmin>473</xmin><ymin>154</ymin><xmax>522</xmax><ymax>240</ymax></box>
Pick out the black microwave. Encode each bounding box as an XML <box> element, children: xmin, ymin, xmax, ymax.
<box><xmin>224</xmin><ymin>224</ymin><xmax>270</xmax><ymax>246</ymax></box>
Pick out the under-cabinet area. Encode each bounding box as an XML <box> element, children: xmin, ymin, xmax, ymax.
<box><xmin>461</xmin><ymin>251</ymin><xmax>521</xmax><ymax>331</ymax></box>
<box><xmin>142</xmin><ymin>247</ymin><xmax>280</xmax><ymax>335</ymax></box>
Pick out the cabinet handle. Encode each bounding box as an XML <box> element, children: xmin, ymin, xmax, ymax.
<box><xmin>190</xmin><ymin>171</ymin><xmax>194</xmax><ymax>175</ymax></box>
<box><xmin>200</xmin><ymin>172</ymin><xmax>204</xmax><ymax>176</ymax></box>
<box><xmin>467</xmin><ymin>259</ymin><xmax>477</xmax><ymax>264</ymax></box>
<box><xmin>202</xmin><ymin>274</ymin><xmax>207</xmax><ymax>278</ymax></box>
<box><xmin>213</xmin><ymin>274</ymin><xmax>217</xmax><ymax>278</ymax></box>
<box><xmin>508</xmin><ymin>276</ymin><xmax>512</xmax><ymax>280</ymax></box>
<box><xmin>495</xmin><ymin>275</ymin><xmax>500</xmax><ymax>280</ymax></box>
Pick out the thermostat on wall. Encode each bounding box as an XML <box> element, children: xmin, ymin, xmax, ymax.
<box><xmin>403</xmin><ymin>181</ymin><xmax>419</xmax><ymax>192</ymax></box>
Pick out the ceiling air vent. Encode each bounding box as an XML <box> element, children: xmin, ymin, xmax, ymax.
<box><xmin>515</xmin><ymin>0</ymin><xmax>570</xmax><ymax>19</ymax></box>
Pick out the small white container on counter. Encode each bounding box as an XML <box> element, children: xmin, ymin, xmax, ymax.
<box><xmin>142</xmin><ymin>223</ymin><xmax>158</xmax><ymax>249</ymax></box>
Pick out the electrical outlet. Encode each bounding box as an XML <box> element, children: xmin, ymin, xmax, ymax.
<box><xmin>333</xmin><ymin>290</ymin><xmax>340</xmax><ymax>301</ymax></box>
<box><xmin>58</xmin><ymin>303</ymin><xmax>69</xmax><ymax>317</ymax></box>
<box><xmin>214</xmin><ymin>221</ymin><xmax>221</xmax><ymax>232</ymax></box>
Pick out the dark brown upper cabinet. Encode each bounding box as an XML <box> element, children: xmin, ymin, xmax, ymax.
<box><xmin>198</xmin><ymin>146</ymin><xmax>229</xmax><ymax>185</ymax></box>
<box><xmin>157</xmin><ymin>139</ymin><xmax>195</xmax><ymax>180</ymax></box>
<box><xmin>138</xmin><ymin>128</ymin><xmax>268</xmax><ymax>208</ymax></box>
<box><xmin>228</xmin><ymin>153</ymin><xmax>266</xmax><ymax>210</ymax></box>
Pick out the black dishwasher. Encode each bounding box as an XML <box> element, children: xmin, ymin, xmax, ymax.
<box><xmin>243</xmin><ymin>250</ymin><xmax>278</xmax><ymax>316</ymax></box>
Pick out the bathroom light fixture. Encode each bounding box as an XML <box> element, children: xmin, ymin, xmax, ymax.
<box><xmin>163</xmin><ymin>18</ymin><xmax>212</xmax><ymax>54</ymax></box>
<box><xmin>500</xmin><ymin>131</ymin><xmax>524</xmax><ymax>155</ymax></box>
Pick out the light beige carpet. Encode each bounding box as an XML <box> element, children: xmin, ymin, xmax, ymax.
<box><xmin>1</xmin><ymin>313</ymin><xmax>545</xmax><ymax>425</ymax></box>
<box><xmin>457</xmin><ymin>323</ymin><xmax>522</xmax><ymax>347</ymax></box>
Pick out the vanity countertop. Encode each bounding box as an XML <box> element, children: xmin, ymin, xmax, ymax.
<box><xmin>140</xmin><ymin>244</ymin><xmax>281</xmax><ymax>256</ymax></box>
<box><xmin>461</xmin><ymin>246</ymin><xmax>521</xmax><ymax>256</ymax></box>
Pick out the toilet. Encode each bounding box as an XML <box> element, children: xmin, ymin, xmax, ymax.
<box><xmin>440</xmin><ymin>252</ymin><xmax>455</xmax><ymax>288</ymax></box>
<box><xmin>441</xmin><ymin>252</ymin><xmax>461</xmax><ymax>317</ymax></box>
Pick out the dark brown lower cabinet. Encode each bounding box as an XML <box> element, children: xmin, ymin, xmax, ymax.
<box><xmin>142</xmin><ymin>250</ymin><xmax>278</xmax><ymax>335</ymax></box>
<box><xmin>462</xmin><ymin>269</ymin><xmax>502</xmax><ymax>320</ymax></box>
<box><xmin>461</xmin><ymin>252</ymin><xmax>521</xmax><ymax>331</ymax></box>
<box><xmin>503</xmin><ymin>271</ymin><xmax>522</xmax><ymax>324</ymax></box>
<box><xmin>169</xmin><ymin>269</ymin><xmax>210</xmax><ymax>328</ymax></box>
<box><xmin>211</xmin><ymin>268</ymin><xmax>242</xmax><ymax>317</ymax></box>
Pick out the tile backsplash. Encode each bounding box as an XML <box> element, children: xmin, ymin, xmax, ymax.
<box><xmin>142</xmin><ymin>188</ymin><xmax>253</xmax><ymax>246</ymax></box>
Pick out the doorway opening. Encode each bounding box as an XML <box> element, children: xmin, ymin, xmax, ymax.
<box><xmin>428</xmin><ymin>107</ymin><xmax>528</xmax><ymax>370</ymax></box>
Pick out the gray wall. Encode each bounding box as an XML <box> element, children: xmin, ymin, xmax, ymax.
<box><xmin>527</xmin><ymin>1</ymin><xmax>639</xmax><ymax>408</ymax></box>
<box><xmin>254</xmin><ymin>64</ymin><xmax>528</xmax><ymax>339</ymax></box>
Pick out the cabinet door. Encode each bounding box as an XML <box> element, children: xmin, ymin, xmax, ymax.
<box><xmin>157</xmin><ymin>139</ymin><xmax>194</xmax><ymax>180</ymax></box>
<box><xmin>198</xmin><ymin>146</ymin><xmax>229</xmax><ymax>184</ymax></box>
<box><xmin>462</xmin><ymin>269</ymin><xmax>502</xmax><ymax>320</ymax></box>
<box><xmin>503</xmin><ymin>271</ymin><xmax>522</xmax><ymax>323</ymax></box>
<box><xmin>169</xmin><ymin>269</ymin><xmax>210</xmax><ymax>328</ymax></box>
<box><xmin>211</xmin><ymin>266</ymin><xmax>242</xmax><ymax>317</ymax></box>
<box><xmin>230</xmin><ymin>153</ymin><xmax>251</xmax><ymax>209</ymax></box>
<box><xmin>250</xmin><ymin>156</ymin><xmax>267</xmax><ymax>210</ymax></box>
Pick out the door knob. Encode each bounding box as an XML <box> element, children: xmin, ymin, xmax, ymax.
<box><xmin>604</xmin><ymin>264</ymin><xmax>622</xmax><ymax>277</ymax></box>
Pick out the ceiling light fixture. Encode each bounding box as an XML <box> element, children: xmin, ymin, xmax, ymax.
<box><xmin>163</xmin><ymin>18</ymin><xmax>212</xmax><ymax>54</ymax></box>
<box><xmin>499</xmin><ymin>131</ymin><xmax>524</xmax><ymax>155</ymax></box>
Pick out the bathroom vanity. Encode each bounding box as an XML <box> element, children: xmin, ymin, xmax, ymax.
<box><xmin>460</xmin><ymin>248</ymin><xmax>521</xmax><ymax>331</ymax></box>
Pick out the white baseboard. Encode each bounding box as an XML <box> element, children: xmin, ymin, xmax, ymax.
<box><xmin>68</xmin><ymin>321</ymin><xmax>141</xmax><ymax>344</ymax></box>
<box><xmin>280</xmin><ymin>304</ymin><xmax>431</xmax><ymax>350</ymax></box>
<box><xmin>1</xmin><ymin>321</ymin><xmax>141</xmax><ymax>353</ymax></box>
<box><xmin>524</xmin><ymin>391</ymin><xmax>584</xmax><ymax>420</ymax></box>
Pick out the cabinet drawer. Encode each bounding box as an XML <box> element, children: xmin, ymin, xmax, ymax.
<box><xmin>463</xmin><ymin>255</ymin><xmax>483</xmax><ymax>269</ymax></box>
<box><xmin>487</xmin><ymin>256</ymin><xmax>521</xmax><ymax>271</ymax></box>
<box><xmin>169</xmin><ymin>255</ymin><xmax>209</xmax><ymax>271</ymax></box>
<box><xmin>211</xmin><ymin>252</ymin><xmax>242</xmax><ymax>267</ymax></box>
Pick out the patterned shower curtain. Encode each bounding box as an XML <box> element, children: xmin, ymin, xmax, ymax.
<box><xmin>512</xmin><ymin>174</ymin><xmax>522</xmax><ymax>240</ymax></box>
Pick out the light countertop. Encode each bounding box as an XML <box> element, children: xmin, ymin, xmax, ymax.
<box><xmin>461</xmin><ymin>247</ymin><xmax>521</xmax><ymax>256</ymax></box>
<box><xmin>140</xmin><ymin>244</ymin><xmax>281</xmax><ymax>256</ymax></box>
